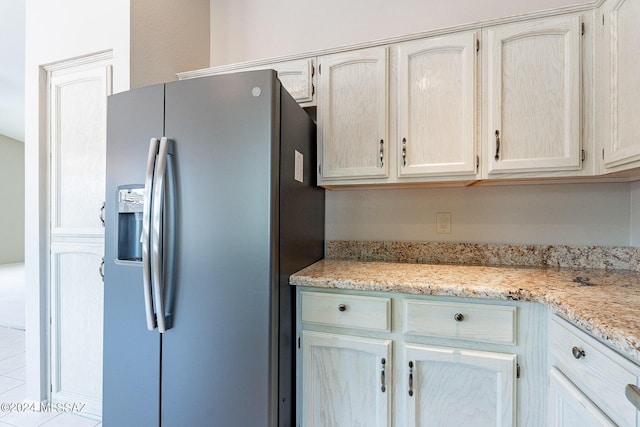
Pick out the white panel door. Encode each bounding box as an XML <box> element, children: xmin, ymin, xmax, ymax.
<box><xmin>548</xmin><ymin>367</ymin><xmax>616</xmax><ymax>427</ymax></box>
<box><xmin>301</xmin><ymin>330</ymin><xmax>391</xmax><ymax>427</ymax></box>
<box><xmin>485</xmin><ymin>15</ymin><xmax>582</xmax><ymax>175</ymax></box>
<box><xmin>602</xmin><ymin>0</ymin><xmax>640</xmax><ymax>169</ymax></box>
<box><xmin>318</xmin><ymin>47</ymin><xmax>389</xmax><ymax>181</ymax></box>
<box><xmin>48</xmin><ymin>54</ymin><xmax>111</xmax><ymax>418</ymax></box>
<box><xmin>50</xmin><ymin>243</ymin><xmax>104</xmax><ymax>416</ymax></box>
<box><xmin>403</xmin><ymin>343</ymin><xmax>516</xmax><ymax>427</ymax></box>
<box><xmin>397</xmin><ymin>32</ymin><xmax>478</xmax><ymax>178</ymax></box>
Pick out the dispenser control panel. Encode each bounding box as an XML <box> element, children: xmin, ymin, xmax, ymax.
<box><xmin>119</xmin><ymin>188</ymin><xmax>144</xmax><ymax>213</ymax></box>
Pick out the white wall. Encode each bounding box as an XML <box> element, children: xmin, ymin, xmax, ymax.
<box><xmin>0</xmin><ymin>134</ymin><xmax>24</xmax><ymax>263</ymax></box>
<box><xmin>327</xmin><ymin>182</ymin><xmax>631</xmax><ymax>246</ymax></box>
<box><xmin>210</xmin><ymin>0</ymin><xmax>592</xmax><ymax>66</ymax></box>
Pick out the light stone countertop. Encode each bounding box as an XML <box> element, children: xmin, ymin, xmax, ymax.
<box><xmin>290</xmin><ymin>259</ymin><xmax>640</xmax><ymax>363</ymax></box>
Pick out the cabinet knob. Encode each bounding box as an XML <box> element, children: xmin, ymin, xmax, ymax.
<box><xmin>453</xmin><ymin>313</ymin><xmax>464</xmax><ymax>322</ymax></box>
<box><xmin>338</xmin><ymin>304</ymin><xmax>347</xmax><ymax>312</ymax></box>
<box><xmin>572</xmin><ymin>346</ymin><xmax>585</xmax><ymax>359</ymax></box>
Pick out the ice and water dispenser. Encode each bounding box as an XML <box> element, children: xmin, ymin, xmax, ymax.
<box><xmin>117</xmin><ymin>187</ymin><xmax>145</xmax><ymax>262</ymax></box>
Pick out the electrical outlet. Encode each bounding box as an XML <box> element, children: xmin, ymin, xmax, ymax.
<box><xmin>436</xmin><ymin>212</ymin><xmax>451</xmax><ymax>234</ymax></box>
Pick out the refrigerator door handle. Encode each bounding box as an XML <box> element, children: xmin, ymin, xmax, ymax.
<box><xmin>142</xmin><ymin>138</ymin><xmax>159</xmax><ymax>331</ymax></box>
<box><xmin>152</xmin><ymin>136</ymin><xmax>173</xmax><ymax>333</ymax></box>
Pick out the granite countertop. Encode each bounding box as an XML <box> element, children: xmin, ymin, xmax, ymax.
<box><xmin>290</xmin><ymin>259</ymin><xmax>640</xmax><ymax>363</ymax></box>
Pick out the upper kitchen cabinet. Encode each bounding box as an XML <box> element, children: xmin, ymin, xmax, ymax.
<box><xmin>484</xmin><ymin>15</ymin><xmax>584</xmax><ymax>178</ymax></box>
<box><xmin>177</xmin><ymin>58</ymin><xmax>317</xmax><ymax>107</ymax></box>
<box><xmin>598</xmin><ymin>0</ymin><xmax>640</xmax><ymax>173</ymax></box>
<box><xmin>317</xmin><ymin>34</ymin><xmax>479</xmax><ymax>187</ymax></box>
<box><xmin>274</xmin><ymin>58</ymin><xmax>315</xmax><ymax>105</ymax></box>
<box><xmin>397</xmin><ymin>32</ymin><xmax>479</xmax><ymax>180</ymax></box>
<box><xmin>317</xmin><ymin>47</ymin><xmax>389</xmax><ymax>183</ymax></box>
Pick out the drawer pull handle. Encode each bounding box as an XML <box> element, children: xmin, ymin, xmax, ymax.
<box><xmin>408</xmin><ymin>361</ymin><xmax>414</xmax><ymax>397</ymax></box>
<box><xmin>572</xmin><ymin>346</ymin><xmax>586</xmax><ymax>359</ymax></box>
<box><xmin>338</xmin><ymin>304</ymin><xmax>347</xmax><ymax>312</ymax></box>
<box><xmin>380</xmin><ymin>358</ymin><xmax>386</xmax><ymax>393</ymax></box>
<box><xmin>454</xmin><ymin>313</ymin><xmax>464</xmax><ymax>322</ymax></box>
<box><xmin>625</xmin><ymin>384</ymin><xmax>640</xmax><ymax>411</ymax></box>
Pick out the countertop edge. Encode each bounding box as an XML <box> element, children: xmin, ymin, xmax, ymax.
<box><xmin>290</xmin><ymin>260</ymin><xmax>640</xmax><ymax>364</ymax></box>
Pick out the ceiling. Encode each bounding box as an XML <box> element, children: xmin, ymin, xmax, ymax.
<box><xmin>0</xmin><ymin>0</ymin><xmax>25</xmax><ymax>142</ymax></box>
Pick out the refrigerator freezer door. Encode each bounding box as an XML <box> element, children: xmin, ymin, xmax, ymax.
<box><xmin>160</xmin><ymin>71</ymin><xmax>279</xmax><ymax>426</ymax></box>
<box><xmin>103</xmin><ymin>83</ymin><xmax>165</xmax><ymax>427</ymax></box>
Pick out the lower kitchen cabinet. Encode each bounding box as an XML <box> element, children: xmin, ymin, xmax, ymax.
<box><xmin>548</xmin><ymin>367</ymin><xmax>616</xmax><ymax>427</ymax></box>
<box><xmin>297</xmin><ymin>289</ymin><xmax>535</xmax><ymax>427</ymax></box>
<box><xmin>549</xmin><ymin>315</ymin><xmax>640</xmax><ymax>427</ymax></box>
<box><xmin>403</xmin><ymin>343</ymin><xmax>516</xmax><ymax>426</ymax></box>
<box><xmin>300</xmin><ymin>331</ymin><xmax>391</xmax><ymax>427</ymax></box>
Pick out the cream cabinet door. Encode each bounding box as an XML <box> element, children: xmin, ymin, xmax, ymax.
<box><xmin>183</xmin><ymin>58</ymin><xmax>316</xmax><ymax>106</ymax></box>
<box><xmin>50</xmin><ymin>242</ymin><xmax>104</xmax><ymax>416</ymax></box>
<box><xmin>403</xmin><ymin>343</ymin><xmax>516</xmax><ymax>427</ymax></box>
<box><xmin>48</xmin><ymin>54</ymin><xmax>111</xmax><ymax>417</ymax></box>
<box><xmin>317</xmin><ymin>47</ymin><xmax>389</xmax><ymax>182</ymax></box>
<box><xmin>601</xmin><ymin>0</ymin><xmax>640</xmax><ymax>170</ymax></box>
<box><xmin>485</xmin><ymin>15</ymin><xmax>582</xmax><ymax>176</ymax></box>
<box><xmin>273</xmin><ymin>58</ymin><xmax>315</xmax><ymax>105</ymax></box>
<box><xmin>397</xmin><ymin>32</ymin><xmax>478</xmax><ymax>179</ymax></box>
<box><xmin>548</xmin><ymin>367</ymin><xmax>616</xmax><ymax>427</ymax></box>
<box><xmin>301</xmin><ymin>330</ymin><xmax>391</xmax><ymax>427</ymax></box>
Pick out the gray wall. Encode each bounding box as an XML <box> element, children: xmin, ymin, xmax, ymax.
<box><xmin>0</xmin><ymin>133</ymin><xmax>24</xmax><ymax>263</ymax></box>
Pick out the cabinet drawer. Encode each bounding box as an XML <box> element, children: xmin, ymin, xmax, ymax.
<box><xmin>550</xmin><ymin>316</ymin><xmax>639</xmax><ymax>427</ymax></box>
<box><xmin>403</xmin><ymin>300</ymin><xmax>516</xmax><ymax>344</ymax></box>
<box><xmin>300</xmin><ymin>291</ymin><xmax>391</xmax><ymax>332</ymax></box>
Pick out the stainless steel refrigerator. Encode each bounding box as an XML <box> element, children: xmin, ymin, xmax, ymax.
<box><xmin>103</xmin><ymin>71</ymin><xmax>324</xmax><ymax>427</ymax></box>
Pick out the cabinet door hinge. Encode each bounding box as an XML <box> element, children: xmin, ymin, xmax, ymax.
<box><xmin>312</xmin><ymin>84</ymin><xmax>315</xmax><ymax>96</ymax></box>
<box><xmin>318</xmin><ymin>64</ymin><xmax>321</xmax><ymax>74</ymax></box>
<box><xmin>311</xmin><ymin>64</ymin><xmax>315</xmax><ymax>77</ymax></box>
<box><xmin>516</xmin><ymin>363</ymin><xmax>521</xmax><ymax>379</ymax></box>
<box><xmin>581</xmin><ymin>22</ymin><xmax>585</xmax><ymax>36</ymax></box>
<box><xmin>318</xmin><ymin>163</ymin><xmax>322</xmax><ymax>175</ymax></box>
<box><xmin>581</xmin><ymin>149</ymin><xmax>586</xmax><ymax>162</ymax></box>
<box><xmin>602</xmin><ymin>148</ymin><xmax>605</xmax><ymax>160</ymax></box>
<box><xmin>476</xmin><ymin>38</ymin><xmax>480</xmax><ymax>53</ymax></box>
<box><xmin>476</xmin><ymin>155</ymin><xmax>480</xmax><ymax>172</ymax></box>
<box><xmin>602</xmin><ymin>14</ymin><xmax>605</xmax><ymax>26</ymax></box>
<box><xmin>297</xmin><ymin>336</ymin><xmax>301</xmax><ymax>349</ymax></box>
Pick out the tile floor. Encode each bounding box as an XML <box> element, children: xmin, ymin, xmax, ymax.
<box><xmin>0</xmin><ymin>327</ymin><xmax>101</xmax><ymax>427</ymax></box>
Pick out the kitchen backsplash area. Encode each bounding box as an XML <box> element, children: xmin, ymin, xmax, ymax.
<box><xmin>326</xmin><ymin>240</ymin><xmax>640</xmax><ymax>271</ymax></box>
